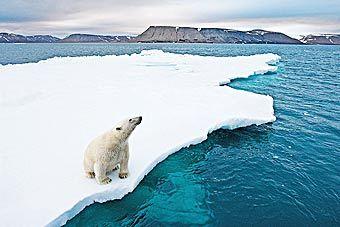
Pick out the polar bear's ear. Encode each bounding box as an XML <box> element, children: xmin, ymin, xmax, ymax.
<box><xmin>116</xmin><ymin>127</ymin><xmax>122</xmax><ymax>131</ymax></box>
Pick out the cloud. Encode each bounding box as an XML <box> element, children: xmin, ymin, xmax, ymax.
<box><xmin>189</xmin><ymin>0</ymin><xmax>340</xmax><ymax>22</ymax></box>
<box><xmin>0</xmin><ymin>0</ymin><xmax>339</xmax><ymax>37</ymax></box>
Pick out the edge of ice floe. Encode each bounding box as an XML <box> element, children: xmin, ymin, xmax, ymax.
<box><xmin>42</xmin><ymin>51</ymin><xmax>280</xmax><ymax>227</ymax></box>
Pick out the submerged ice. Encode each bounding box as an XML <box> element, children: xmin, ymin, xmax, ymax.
<box><xmin>0</xmin><ymin>50</ymin><xmax>280</xmax><ymax>226</ymax></box>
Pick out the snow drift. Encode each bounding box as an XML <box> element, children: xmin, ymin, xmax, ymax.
<box><xmin>0</xmin><ymin>50</ymin><xmax>280</xmax><ymax>226</ymax></box>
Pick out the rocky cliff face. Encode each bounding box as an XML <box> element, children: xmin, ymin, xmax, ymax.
<box><xmin>0</xmin><ymin>33</ymin><xmax>60</xmax><ymax>43</ymax></box>
<box><xmin>300</xmin><ymin>34</ymin><xmax>340</xmax><ymax>45</ymax></box>
<box><xmin>59</xmin><ymin>34</ymin><xmax>131</xmax><ymax>43</ymax></box>
<box><xmin>134</xmin><ymin>26</ymin><xmax>302</xmax><ymax>44</ymax></box>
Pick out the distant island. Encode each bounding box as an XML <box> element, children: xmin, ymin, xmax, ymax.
<box><xmin>1</xmin><ymin>26</ymin><xmax>339</xmax><ymax>45</ymax></box>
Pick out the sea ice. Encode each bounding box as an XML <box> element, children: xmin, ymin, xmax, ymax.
<box><xmin>0</xmin><ymin>50</ymin><xmax>280</xmax><ymax>226</ymax></box>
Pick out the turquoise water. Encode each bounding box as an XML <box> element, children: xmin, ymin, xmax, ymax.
<box><xmin>1</xmin><ymin>44</ymin><xmax>339</xmax><ymax>226</ymax></box>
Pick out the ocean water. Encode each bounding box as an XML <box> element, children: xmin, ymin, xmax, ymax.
<box><xmin>1</xmin><ymin>43</ymin><xmax>339</xmax><ymax>226</ymax></box>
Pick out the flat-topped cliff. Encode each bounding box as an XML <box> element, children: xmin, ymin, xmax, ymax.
<box><xmin>134</xmin><ymin>26</ymin><xmax>302</xmax><ymax>44</ymax></box>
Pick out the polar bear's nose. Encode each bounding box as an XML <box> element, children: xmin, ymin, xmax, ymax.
<box><xmin>130</xmin><ymin>116</ymin><xmax>142</xmax><ymax>124</ymax></box>
<box><xmin>134</xmin><ymin>116</ymin><xmax>142</xmax><ymax>125</ymax></box>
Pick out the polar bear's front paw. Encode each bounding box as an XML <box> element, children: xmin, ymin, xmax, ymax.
<box><xmin>99</xmin><ymin>177</ymin><xmax>112</xmax><ymax>184</ymax></box>
<box><xmin>119</xmin><ymin>172</ymin><xmax>128</xmax><ymax>179</ymax></box>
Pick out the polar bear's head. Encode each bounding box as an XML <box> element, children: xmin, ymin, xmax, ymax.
<box><xmin>114</xmin><ymin>116</ymin><xmax>142</xmax><ymax>141</ymax></box>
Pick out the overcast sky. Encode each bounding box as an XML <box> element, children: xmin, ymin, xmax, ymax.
<box><xmin>0</xmin><ymin>0</ymin><xmax>339</xmax><ymax>38</ymax></box>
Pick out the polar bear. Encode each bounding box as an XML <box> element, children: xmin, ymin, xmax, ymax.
<box><xmin>83</xmin><ymin>116</ymin><xmax>142</xmax><ymax>184</ymax></box>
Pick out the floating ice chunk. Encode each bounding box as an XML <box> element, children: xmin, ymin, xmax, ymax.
<box><xmin>0</xmin><ymin>50</ymin><xmax>280</xmax><ymax>226</ymax></box>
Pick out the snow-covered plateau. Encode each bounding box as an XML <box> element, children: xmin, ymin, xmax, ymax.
<box><xmin>0</xmin><ymin>50</ymin><xmax>280</xmax><ymax>226</ymax></box>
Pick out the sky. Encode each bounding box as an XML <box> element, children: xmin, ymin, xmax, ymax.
<box><xmin>0</xmin><ymin>0</ymin><xmax>339</xmax><ymax>38</ymax></box>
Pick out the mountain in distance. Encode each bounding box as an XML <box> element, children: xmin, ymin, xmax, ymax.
<box><xmin>134</xmin><ymin>26</ymin><xmax>302</xmax><ymax>44</ymax></box>
<box><xmin>59</xmin><ymin>34</ymin><xmax>132</xmax><ymax>43</ymax></box>
<box><xmin>0</xmin><ymin>33</ymin><xmax>132</xmax><ymax>43</ymax></box>
<box><xmin>0</xmin><ymin>33</ymin><xmax>60</xmax><ymax>43</ymax></box>
<box><xmin>300</xmin><ymin>34</ymin><xmax>340</xmax><ymax>45</ymax></box>
<box><xmin>0</xmin><ymin>27</ymin><xmax>339</xmax><ymax>45</ymax></box>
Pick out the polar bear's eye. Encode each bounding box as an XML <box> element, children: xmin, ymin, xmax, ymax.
<box><xmin>116</xmin><ymin>127</ymin><xmax>122</xmax><ymax>131</ymax></box>
<box><xmin>129</xmin><ymin>119</ymin><xmax>132</xmax><ymax>122</ymax></box>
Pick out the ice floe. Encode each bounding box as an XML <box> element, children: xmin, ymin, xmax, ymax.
<box><xmin>0</xmin><ymin>50</ymin><xmax>280</xmax><ymax>226</ymax></box>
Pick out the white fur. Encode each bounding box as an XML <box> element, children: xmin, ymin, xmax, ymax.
<box><xmin>83</xmin><ymin>116</ymin><xmax>142</xmax><ymax>184</ymax></box>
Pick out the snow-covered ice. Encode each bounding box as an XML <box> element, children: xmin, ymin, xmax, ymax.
<box><xmin>0</xmin><ymin>50</ymin><xmax>280</xmax><ymax>226</ymax></box>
